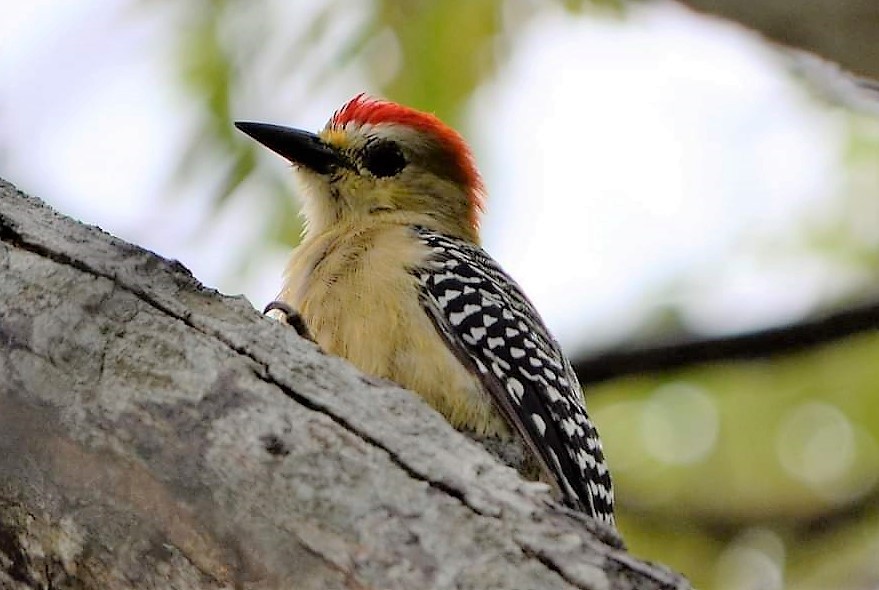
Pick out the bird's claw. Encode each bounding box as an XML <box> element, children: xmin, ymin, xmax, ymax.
<box><xmin>264</xmin><ymin>300</ymin><xmax>314</xmax><ymax>341</ymax></box>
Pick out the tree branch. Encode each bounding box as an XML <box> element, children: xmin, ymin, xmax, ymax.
<box><xmin>573</xmin><ymin>303</ymin><xmax>879</xmax><ymax>385</ymax></box>
<box><xmin>0</xmin><ymin>178</ymin><xmax>689</xmax><ymax>589</ymax></box>
<box><xmin>676</xmin><ymin>0</ymin><xmax>879</xmax><ymax>83</ymax></box>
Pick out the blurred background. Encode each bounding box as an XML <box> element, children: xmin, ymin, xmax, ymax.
<box><xmin>2</xmin><ymin>1</ymin><xmax>878</xmax><ymax>588</ymax></box>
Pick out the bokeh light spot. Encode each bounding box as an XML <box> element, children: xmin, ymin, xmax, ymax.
<box><xmin>775</xmin><ymin>401</ymin><xmax>854</xmax><ymax>489</ymax></box>
<box><xmin>640</xmin><ymin>382</ymin><xmax>719</xmax><ymax>464</ymax></box>
<box><xmin>715</xmin><ymin>528</ymin><xmax>785</xmax><ymax>590</ymax></box>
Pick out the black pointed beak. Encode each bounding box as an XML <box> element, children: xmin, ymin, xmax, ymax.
<box><xmin>234</xmin><ymin>121</ymin><xmax>350</xmax><ymax>174</ymax></box>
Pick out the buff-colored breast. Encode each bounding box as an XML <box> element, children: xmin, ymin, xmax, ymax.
<box><xmin>279</xmin><ymin>217</ymin><xmax>508</xmax><ymax>436</ymax></box>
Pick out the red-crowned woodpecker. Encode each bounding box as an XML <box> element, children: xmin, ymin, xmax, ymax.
<box><xmin>235</xmin><ymin>94</ymin><xmax>615</xmax><ymax>525</ymax></box>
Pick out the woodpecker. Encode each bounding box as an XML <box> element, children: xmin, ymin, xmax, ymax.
<box><xmin>235</xmin><ymin>94</ymin><xmax>615</xmax><ymax>525</ymax></box>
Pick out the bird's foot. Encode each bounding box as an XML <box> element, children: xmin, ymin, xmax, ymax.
<box><xmin>264</xmin><ymin>300</ymin><xmax>314</xmax><ymax>341</ymax></box>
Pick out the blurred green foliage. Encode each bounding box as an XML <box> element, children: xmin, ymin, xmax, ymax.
<box><xmin>169</xmin><ymin>0</ymin><xmax>619</xmax><ymax>235</ymax></box>
<box><xmin>163</xmin><ymin>1</ymin><xmax>879</xmax><ymax>588</ymax></box>
<box><xmin>591</xmin><ymin>330</ymin><xmax>879</xmax><ymax>588</ymax></box>
<box><xmin>803</xmin><ymin>115</ymin><xmax>879</xmax><ymax>281</ymax></box>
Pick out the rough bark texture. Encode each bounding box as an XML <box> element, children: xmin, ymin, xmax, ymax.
<box><xmin>0</xmin><ymin>178</ymin><xmax>689</xmax><ymax>589</ymax></box>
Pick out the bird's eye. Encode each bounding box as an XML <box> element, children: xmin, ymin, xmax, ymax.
<box><xmin>361</xmin><ymin>140</ymin><xmax>407</xmax><ymax>178</ymax></box>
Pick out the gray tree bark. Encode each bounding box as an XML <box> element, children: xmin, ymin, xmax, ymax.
<box><xmin>0</xmin><ymin>178</ymin><xmax>689</xmax><ymax>589</ymax></box>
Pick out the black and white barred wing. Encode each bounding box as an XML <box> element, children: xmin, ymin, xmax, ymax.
<box><xmin>411</xmin><ymin>226</ymin><xmax>615</xmax><ymax>525</ymax></box>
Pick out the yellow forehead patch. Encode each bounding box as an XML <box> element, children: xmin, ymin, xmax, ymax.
<box><xmin>320</xmin><ymin>128</ymin><xmax>350</xmax><ymax>149</ymax></box>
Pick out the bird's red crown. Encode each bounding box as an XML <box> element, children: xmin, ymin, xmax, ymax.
<box><xmin>330</xmin><ymin>94</ymin><xmax>485</xmax><ymax>226</ymax></box>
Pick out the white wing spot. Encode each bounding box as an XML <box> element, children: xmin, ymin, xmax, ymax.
<box><xmin>531</xmin><ymin>413</ymin><xmax>547</xmax><ymax>435</ymax></box>
<box><xmin>518</xmin><ymin>367</ymin><xmax>540</xmax><ymax>382</ymax></box>
<box><xmin>545</xmin><ymin>385</ymin><xmax>563</xmax><ymax>402</ymax></box>
<box><xmin>561</xmin><ymin>417</ymin><xmax>578</xmax><ymax>436</ymax></box>
<box><xmin>470</xmin><ymin>326</ymin><xmax>487</xmax><ymax>341</ymax></box>
<box><xmin>448</xmin><ymin>303</ymin><xmax>481</xmax><ymax>326</ymax></box>
<box><xmin>486</xmin><ymin>337</ymin><xmax>504</xmax><ymax>350</ymax></box>
<box><xmin>491</xmin><ymin>363</ymin><xmax>502</xmax><ymax>377</ymax></box>
<box><xmin>507</xmin><ymin>378</ymin><xmax>525</xmax><ymax>403</ymax></box>
<box><xmin>433</xmin><ymin>271</ymin><xmax>459</xmax><ymax>285</ymax></box>
<box><xmin>438</xmin><ymin>289</ymin><xmax>461</xmax><ymax>306</ymax></box>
